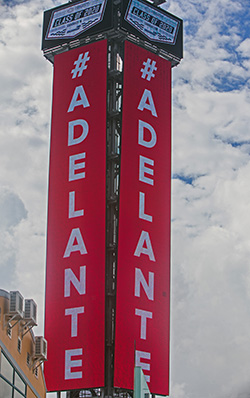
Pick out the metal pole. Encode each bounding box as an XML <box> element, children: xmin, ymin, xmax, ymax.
<box><xmin>105</xmin><ymin>36</ymin><xmax>123</xmax><ymax>398</ymax></box>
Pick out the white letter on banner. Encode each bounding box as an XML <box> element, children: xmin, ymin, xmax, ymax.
<box><xmin>135</xmin><ymin>350</ymin><xmax>151</xmax><ymax>382</ymax></box>
<box><xmin>135</xmin><ymin>268</ymin><xmax>154</xmax><ymax>301</ymax></box>
<box><xmin>64</xmin><ymin>266</ymin><xmax>86</xmax><ymax>297</ymax></box>
<box><xmin>139</xmin><ymin>192</ymin><xmax>152</xmax><ymax>222</ymax></box>
<box><xmin>139</xmin><ymin>156</ymin><xmax>154</xmax><ymax>186</ymax></box>
<box><xmin>69</xmin><ymin>153</ymin><xmax>86</xmax><ymax>181</ymax></box>
<box><xmin>137</xmin><ymin>89</ymin><xmax>157</xmax><ymax>117</ymax></box>
<box><xmin>65</xmin><ymin>307</ymin><xmax>85</xmax><ymax>337</ymax></box>
<box><xmin>63</xmin><ymin>228</ymin><xmax>87</xmax><ymax>258</ymax></box>
<box><xmin>69</xmin><ymin>191</ymin><xmax>84</xmax><ymax>219</ymax></box>
<box><xmin>135</xmin><ymin>309</ymin><xmax>153</xmax><ymax>340</ymax></box>
<box><xmin>134</xmin><ymin>231</ymin><xmax>155</xmax><ymax>262</ymax></box>
<box><xmin>138</xmin><ymin>120</ymin><xmax>157</xmax><ymax>148</ymax></box>
<box><xmin>68</xmin><ymin>86</ymin><xmax>90</xmax><ymax>112</ymax></box>
<box><xmin>65</xmin><ymin>349</ymin><xmax>83</xmax><ymax>380</ymax></box>
<box><xmin>68</xmin><ymin>120</ymin><xmax>89</xmax><ymax>146</ymax></box>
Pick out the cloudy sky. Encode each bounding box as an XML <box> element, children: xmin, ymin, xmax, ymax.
<box><xmin>0</xmin><ymin>0</ymin><xmax>250</xmax><ymax>397</ymax></box>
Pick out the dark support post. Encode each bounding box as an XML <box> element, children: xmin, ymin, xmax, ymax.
<box><xmin>105</xmin><ymin>37</ymin><xmax>123</xmax><ymax>398</ymax></box>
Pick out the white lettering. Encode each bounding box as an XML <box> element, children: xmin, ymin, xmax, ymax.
<box><xmin>65</xmin><ymin>307</ymin><xmax>84</xmax><ymax>337</ymax></box>
<box><xmin>138</xmin><ymin>120</ymin><xmax>157</xmax><ymax>148</ymax></box>
<box><xmin>135</xmin><ymin>268</ymin><xmax>154</xmax><ymax>301</ymax></box>
<box><xmin>69</xmin><ymin>191</ymin><xmax>84</xmax><ymax>219</ymax></box>
<box><xmin>68</xmin><ymin>120</ymin><xmax>89</xmax><ymax>146</ymax></box>
<box><xmin>139</xmin><ymin>192</ymin><xmax>152</xmax><ymax>222</ymax></box>
<box><xmin>135</xmin><ymin>309</ymin><xmax>153</xmax><ymax>340</ymax></box>
<box><xmin>68</xmin><ymin>85</ymin><xmax>90</xmax><ymax>112</ymax></box>
<box><xmin>65</xmin><ymin>348</ymin><xmax>83</xmax><ymax>380</ymax></box>
<box><xmin>139</xmin><ymin>156</ymin><xmax>154</xmax><ymax>186</ymax></box>
<box><xmin>69</xmin><ymin>153</ymin><xmax>86</xmax><ymax>181</ymax></box>
<box><xmin>134</xmin><ymin>231</ymin><xmax>155</xmax><ymax>261</ymax></box>
<box><xmin>63</xmin><ymin>228</ymin><xmax>87</xmax><ymax>258</ymax></box>
<box><xmin>137</xmin><ymin>89</ymin><xmax>157</xmax><ymax>117</ymax></box>
<box><xmin>64</xmin><ymin>266</ymin><xmax>86</xmax><ymax>297</ymax></box>
<box><xmin>135</xmin><ymin>350</ymin><xmax>151</xmax><ymax>382</ymax></box>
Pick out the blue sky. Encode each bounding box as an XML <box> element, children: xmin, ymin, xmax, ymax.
<box><xmin>0</xmin><ymin>0</ymin><xmax>250</xmax><ymax>397</ymax></box>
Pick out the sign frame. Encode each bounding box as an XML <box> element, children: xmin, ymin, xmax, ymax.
<box><xmin>42</xmin><ymin>0</ymin><xmax>113</xmax><ymax>50</ymax></box>
<box><xmin>120</xmin><ymin>0</ymin><xmax>183</xmax><ymax>59</ymax></box>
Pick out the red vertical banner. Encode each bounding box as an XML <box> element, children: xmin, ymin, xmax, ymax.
<box><xmin>44</xmin><ymin>40</ymin><xmax>107</xmax><ymax>392</ymax></box>
<box><xmin>114</xmin><ymin>41</ymin><xmax>171</xmax><ymax>395</ymax></box>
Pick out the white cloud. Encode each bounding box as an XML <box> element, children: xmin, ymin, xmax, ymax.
<box><xmin>237</xmin><ymin>38</ymin><xmax>250</xmax><ymax>58</ymax></box>
<box><xmin>0</xmin><ymin>186</ymin><xmax>27</xmax><ymax>287</ymax></box>
<box><xmin>0</xmin><ymin>0</ymin><xmax>53</xmax><ymax>330</ymax></box>
<box><xmin>169</xmin><ymin>0</ymin><xmax>250</xmax><ymax>397</ymax></box>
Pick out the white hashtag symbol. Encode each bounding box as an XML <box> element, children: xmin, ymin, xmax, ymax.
<box><xmin>141</xmin><ymin>58</ymin><xmax>157</xmax><ymax>81</ymax></box>
<box><xmin>71</xmin><ymin>52</ymin><xmax>90</xmax><ymax>79</ymax></box>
